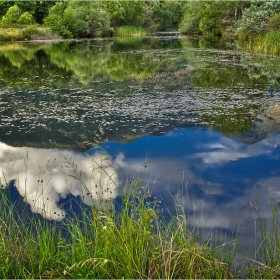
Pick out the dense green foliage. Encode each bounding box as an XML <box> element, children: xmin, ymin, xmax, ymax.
<box><xmin>0</xmin><ymin>0</ymin><xmax>185</xmax><ymax>38</ymax></box>
<box><xmin>1</xmin><ymin>5</ymin><xmax>20</xmax><ymax>25</ymax></box>
<box><xmin>178</xmin><ymin>0</ymin><xmax>280</xmax><ymax>39</ymax></box>
<box><xmin>0</xmin><ymin>1</ymin><xmax>55</xmax><ymax>24</ymax></box>
<box><xmin>1</xmin><ymin>1</ymin><xmax>280</xmax><ymax>52</ymax></box>
<box><xmin>44</xmin><ymin>2</ymin><xmax>113</xmax><ymax>38</ymax></box>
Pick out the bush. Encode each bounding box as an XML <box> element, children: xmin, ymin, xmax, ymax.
<box><xmin>235</xmin><ymin>2</ymin><xmax>280</xmax><ymax>38</ymax></box>
<box><xmin>0</xmin><ymin>28</ymin><xmax>22</xmax><ymax>41</ymax></box>
<box><xmin>18</xmin><ymin>12</ymin><xmax>34</xmax><ymax>25</ymax></box>
<box><xmin>21</xmin><ymin>25</ymin><xmax>44</xmax><ymax>40</ymax></box>
<box><xmin>269</xmin><ymin>13</ymin><xmax>280</xmax><ymax>30</ymax></box>
<box><xmin>179</xmin><ymin>3</ymin><xmax>201</xmax><ymax>34</ymax></box>
<box><xmin>44</xmin><ymin>2</ymin><xmax>112</xmax><ymax>38</ymax></box>
<box><xmin>1</xmin><ymin>5</ymin><xmax>20</xmax><ymax>25</ymax></box>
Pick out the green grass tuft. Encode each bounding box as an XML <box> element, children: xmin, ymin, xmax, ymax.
<box><xmin>239</xmin><ymin>30</ymin><xmax>280</xmax><ymax>55</ymax></box>
<box><xmin>115</xmin><ymin>25</ymin><xmax>147</xmax><ymax>37</ymax></box>
<box><xmin>0</xmin><ymin>26</ymin><xmax>59</xmax><ymax>41</ymax></box>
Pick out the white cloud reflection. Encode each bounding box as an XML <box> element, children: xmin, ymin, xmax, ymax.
<box><xmin>111</xmin><ymin>132</ymin><xmax>280</xmax><ymax>257</ymax></box>
<box><xmin>196</xmin><ymin>133</ymin><xmax>280</xmax><ymax>164</ymax></box>
<box><xmin>0</xmin><ymin>142</ymin><xmax>118</xmax><ymax>220</ymax></box>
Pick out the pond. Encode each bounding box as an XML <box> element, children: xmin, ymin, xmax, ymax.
<box><xmin>1</xmin><ymin>36</ymin><xmax>280</xmax><ymax>260</ymax></box>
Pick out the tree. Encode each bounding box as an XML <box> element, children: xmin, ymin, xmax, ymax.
<box><xmin>198</xmin><ymin>2</ymin><xmax>224</xmax><ymax>37</ymax></box>
<box><xmin>235</xmin><ymin>1</ymin><xmax>280</xmax><ymax>37</ymax></box>
<box><xmin>118</xmin><ymin>1</ymin><xmax>147</xmax><ymax>27</ymax></box>
<box><xmin>18</xmin><ymin>11</ymin><xmax>34</xmax><ymax>25</ymax></box>
<box><xmin>103</xmin><ymin>1</ymin><xmax>125</xmax><ymax>27</ymax></box>
<box><xmin>44</xmin><ymin>2</ymin><xmax>68</xmax><ymax>36</ymax></box>
<box><xmin>1</xmin><ymin>4</ymin><xmax>20</xmax><ymax>25</ymax></box>
<box><xmin>44</xmin><ymin>2</ymin><xmax>112</xmax><ymax>38</ymax></box>
<box><xmin>179</xmin><ymin>2</ymin><xmax>203</xmax><ymax>34</ymax></box>
<box><xmin>148</xmin><ymin>1</ymin><xmax>185</xmax><ymax>32</ymax></box>
<box><xmin>0</xmin><ymin>1</ymin><xmax>16</xmax><ymax>19</ymax></box>
<box><xmin>34</xmin><ymin>1</ymin><xmax>56</xmax><ymax>24</ymax></box>
<box><xmin>179</xmin><ymin>1</ymin><xmax>250</xmax><ymax>37</ymax></box>
<box><xmin>0</xmin><ymin>1</ymin><xmax>55</xmax><ymax>24</ymax></box>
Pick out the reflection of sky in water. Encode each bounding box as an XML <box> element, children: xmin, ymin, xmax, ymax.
<box><xmin>1</xmin><ymin>126</ymin><xmax>280</xmax><ymax>257</ymax></box>
<box><xmin>0</xmin><ymin>143</ymin><xmax>118</xmax><ymax>220</ymax></box>
<box><xmin>96</xmin><ymin>128</ymin><xmax>280</xmax><ymax>257</ymax></box>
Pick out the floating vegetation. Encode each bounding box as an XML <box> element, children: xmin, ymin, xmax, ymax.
<box><xmin>0</xmin><ymin>38</ymin><xmax>280</xmax><ymax>148</ymax></box>
<box><xmin>1</xmin><ymin>83</ymin><xmax>277</xmax><ymax>148</ymax></box>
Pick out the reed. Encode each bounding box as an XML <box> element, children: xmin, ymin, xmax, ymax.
<box><xmin>115</xmin><ymin>25</ymin><xmax>147</xmax><ymax>37</ymax></box>
<box><xmin>245</xmin><ymin>197</ymin><xmax>280</xmax><ymax>279</ymax></box>
<box><xmin>0</xmin><ymin>26</ymin><xmax>57</xmax><ymax>41</ymax></box>
<box><xmin>240</xmin><ymin>31</ymin><xmax>280</xmax><ymax>55</ymax></box>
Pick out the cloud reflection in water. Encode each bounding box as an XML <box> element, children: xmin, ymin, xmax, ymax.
<box><xmin>195</xmin><ymin>133</ymin><xmax>280</xmax><ymax>164</ymax></box>
<box><xmin>102</xmin><ymin>130</ymin><xmax>280</xmax><ymax>256</ymax></box>
<box><xmin>0</xmin><ymin>142</ymin><xmax>118</xmax><ymax>220</ymax></box>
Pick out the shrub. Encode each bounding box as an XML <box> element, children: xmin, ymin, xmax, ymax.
<box><xmin>1</xmin><ymin>5</ymin><xmax>20</xmax><ymax>25</ymax></box>
<box><xmin>179</xmin><ymin>3</ymin><xmax>201</xmax><ymax>34</ymax></box>
<box><xmin>18</xmin><ymin>12</ymin><xmax>34</xmax><ymax>25</ymax></box>
<box><xmin>269</xmin><ymin>13</ymin><xmax>280</xmax><ymax>30</ymax></box>
<box><xmin>21</xmin><ymin>25</ymin><xmax>44</xmax><ymax>40</ymax></box>
<box><xmin>44</xmin><ymin>2</ymin><xmax>112</xmax><ymax>38</ymax></box>
<box><xmin>235</xmin><ymin>2</ymin><xmax>280</xmax><ymax>38</ymax></box>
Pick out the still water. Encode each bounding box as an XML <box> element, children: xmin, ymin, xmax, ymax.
<box><xmin>1</xmin><ymin>36</ymin><xmax>280</xmax><ymax>258</ymax></box>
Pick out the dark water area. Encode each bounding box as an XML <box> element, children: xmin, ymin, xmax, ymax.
<box><xmin>1</xmin><ymin>36</ymin><xmax>280</xmax><ymax>260</ymax></box>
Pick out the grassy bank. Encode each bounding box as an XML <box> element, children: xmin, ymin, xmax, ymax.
<box><xmin>239</xmin><ymin>30</ymin><xmax>280</xmax><ymax>55</ymax></box>
<box><xmin>0</xmin><ymin>26</ymin><xmax>60</xmax><ymax>41</ymax></box>
<box><xmin>115</xmin><ymin>25</ymin><xmax>148</xmax><ymax>37</ymax></box>
<box><xmin>1</xmin><ymin>162</ymin><xmax>280</xmax><ymax>278</ymax></box>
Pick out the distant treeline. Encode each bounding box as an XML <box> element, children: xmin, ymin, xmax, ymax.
<box><xmin>0</xmin><ymin>1</ymin><xmax>280</xmax><ymax>39</ymax></box>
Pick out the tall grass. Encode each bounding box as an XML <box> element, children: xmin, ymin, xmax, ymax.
<box><xmin>0</xmin><ymin>160</ymin><xmax>234</xmax><ymax>279</ymax></box>
<box><xmin>115</xmin><ymin>25</ymin><xmax>147</xmax><ymax>37</ymax></box>
<box><xmin>240</xmin><ymin>30</ymin><xmax>280</xmax><ymax>55</ymax></box>
<box><xmin>0</xmin><ymin>26</ymin><xmax>58</xmax><ymax>41</ymax></box>
<box><xmin>245</xmin><ymin>197</ymin><xmax>280</xmax><ymax>279</ymax></box>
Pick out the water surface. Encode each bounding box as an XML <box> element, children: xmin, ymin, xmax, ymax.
<box><xmin>1</xmin><ymin>36</ymin><xmax>280</xmax><ymax>259</ymax></box>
